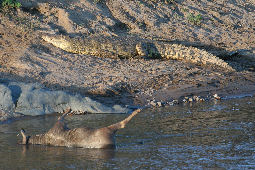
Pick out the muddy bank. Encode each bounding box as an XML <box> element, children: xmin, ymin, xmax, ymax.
<box><xmin>0</xmin><ymin>0</ymin><xmax>255</xmax><ymax>119</ymax></box>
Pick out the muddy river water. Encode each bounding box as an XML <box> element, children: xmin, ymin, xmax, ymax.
<box><xmin>0</xmin><ymin>96</ymin><xmax>255</xmax><ymax>169</ymax></box>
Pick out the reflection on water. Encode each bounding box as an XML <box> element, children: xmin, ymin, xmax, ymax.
<box><xmin>0</xmin><ymin>97</ymin><xmax>255</xmax><ymax>169</ymax></box>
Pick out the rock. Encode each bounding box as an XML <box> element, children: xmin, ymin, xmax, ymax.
<box><xmin>0</xmin><ymin>84</ymin><xmax>15</xmax><ymax>111</ymax></box>
<box><xmin>156</xmin><ymin>101</ymin><xmax>162</xmax><ymax>107</ymax></box>
<box><xmin>148</xmin><ymin>100</ymin><xmax>163</xmax><ymax>107</ymax></box>
<box><xmin>0</xmin><ymin>109</ymin><xmax>23</xmax><ymax>123</ymax></box>
<box><xmin>182</xmin><ymin>96</ymin><xmax>206</xmax><ymax>103</ymax></box>
<box><xmin>170</xmin><ymin>100</ymin><xmax>179</xmax><ymax>105</ymax></box>
<box><xmin>193</xmin><ymin>95</ymin><xmax>200</xmax><ymax>102</ymax></box>
<box><xmin>0</xmin><ymin>80</ymin><xmax>130</xmax><ymax>117</ymax></box>
<box><xmin>183</xmin><ymin>98</ymin><xmax>188</xmax><ymax>103</ymax></box>
<box><xmin>213</xmin><ymin>94</ymin><xmax>221</xmax><ymax>100</ymax></box>
<box><xmin>192</xmin><ymin>95</ymin><xmax>205</xmax><ymax>102</ymax></box>
<box><xmin>150</xmin><ymin>100</ymin><xmax>157</xmax><ymax>107</ymax></box>
<box><xmin>199</xmin><ymin>98</ymin><xmax>205</xmax><ymax>102</ymax></box>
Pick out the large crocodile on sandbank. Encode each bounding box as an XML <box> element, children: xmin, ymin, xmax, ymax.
<box><xmin>42</xmin><ymin>34</ymin><xmax>234</xmax><ymax>71</ymax></box>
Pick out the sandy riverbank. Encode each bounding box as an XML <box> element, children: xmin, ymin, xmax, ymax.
<box><xmin>0</xmin><ymin>0</ymin><xmax>255</xmax><ymax>115</ymax></box>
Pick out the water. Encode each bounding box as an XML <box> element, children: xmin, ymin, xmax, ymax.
<box><xmin>0</xmin><ymin>96</ymin><xmax>255</xmax><ymax>169</ymax></box>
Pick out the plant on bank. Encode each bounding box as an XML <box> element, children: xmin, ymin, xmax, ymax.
<box><xmin>1</xmin><ymin>0</ymin><xmax>21</xmax><ymax>8</ymax></box>
<box><xmin>187</xmin><ymin>13</ymin><xmax>203</xmax><ymax>25</ymax></box>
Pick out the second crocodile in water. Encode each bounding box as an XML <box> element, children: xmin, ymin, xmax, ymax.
<box><xmin>42</xmin><ymin>35</ymin><xmax>233</xmax><ymax>71</ymax></box>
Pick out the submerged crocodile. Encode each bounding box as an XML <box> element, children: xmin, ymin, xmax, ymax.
<box><xmin>42</xmin><ymin>34</ymin><xmax>234</xmax><ymax>71</ymax></box>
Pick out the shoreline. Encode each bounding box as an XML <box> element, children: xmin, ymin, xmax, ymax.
<box><xmin>0</xmin><ymin>77</ymin><xmax>254</xmax><ymax>124</ymax></box>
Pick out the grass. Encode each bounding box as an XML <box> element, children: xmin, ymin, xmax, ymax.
<box><xmin>1</xmin><ymin>0</ymin><xmax>21</xmax><ymax>8</ymax></box>
<box><xmin>187</xmin><ymin>13</ymin><xmax>203</xmax><ymax>25</ymax></box>
<box><xmin>93</xmin><ymin>0</ymin><xmax>102</xmax><ymax>3</ymax></box>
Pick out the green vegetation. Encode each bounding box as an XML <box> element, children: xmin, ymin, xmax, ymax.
<box><xmin>1</xmin><ymin>0</ymin><xmax>21</xmax><ymax>8</ymax></box>
<box><xmin>146</xmin><ymin>0</ymin><xmax>176</xmax><ymax>4</ymax></box>
<box><xmin>164</xmin><ymin>0</ymin><xmax>176</xmax><ymax>4</ymax></box>
<box><xmin>187</xmin><ymin>13</ymin><xmax>203</xmax><ymax>25</ymax></box>
<box><xmin>93</xmin><ymin>0</ymin><xmax>101</xmax><ymax>3</ymax></box>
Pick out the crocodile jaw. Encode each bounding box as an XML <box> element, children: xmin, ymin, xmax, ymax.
<box><xmin>42</xmin><ymin>35</ymin><xmax>70</xmax><ymax>50</ymax></box>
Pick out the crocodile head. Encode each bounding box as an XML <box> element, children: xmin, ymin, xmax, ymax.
<box><xmin>42</xmin><ymin>35</ymin><xmax>71</xmax><ymax>50</ymax></box>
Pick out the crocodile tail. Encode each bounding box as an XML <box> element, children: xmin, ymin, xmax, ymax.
<box><xmin>107</xmin><ymin>109</ymin><xmax>141</xmax><ymax>132</ymax></box>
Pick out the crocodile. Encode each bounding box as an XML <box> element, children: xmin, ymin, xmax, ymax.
<box><xmin>42</xmin><ymin>34</ymin><xmax>234</xmax><ymax>71</ymax></box>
